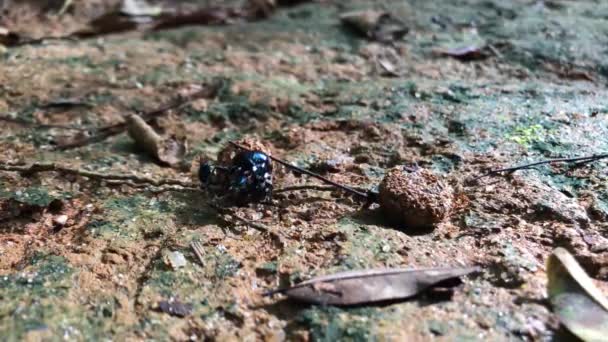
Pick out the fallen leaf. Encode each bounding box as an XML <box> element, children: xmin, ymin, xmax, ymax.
<box><xmin>340</xmin><ymin>10</ymin><xmax>408</xmax><ymax>43</ymax></box>
<box><xmin>378</xmin><ymin>57</ymin><xmax>400</xmax><ymax>77</ymax></box>
<box><xmin>265</xmin><ymin>266</ymin><xmax>479</xmax><ymax>306</ymax></box>
<box><xmin>126</xmin><ymin>114</ymin><xmax>186</xmax><ymax>167</ymax></box>
<box><xmin>434</xmin><ymin>45</ymin><xmax>489</xmax><ymax>61</ymax></box>
<box><xmin>152</xmin><ymin>7</ymin><xmax>241</xmax><ymax>30</ymax></box>
<box><xmin>72</xmin><ymin>12</ymin><xmax>141</xmax><ymax>38</ymax></box>
<box><xmin>547</xmin><ymin>247</ymin><xmax>608</xmax><ymax>341</ymax></box>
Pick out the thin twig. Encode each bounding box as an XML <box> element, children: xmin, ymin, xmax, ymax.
<box><xmin>274</xmin><ymin>184</ymin><xmax>337</xmax><ymax>193</ymax></box>
<box><xmin>229</xmin><ymin>141</ymin><xmax>371</xmax><ymax>201</ymax></box>
<box><xmin>56</xmin><ymin>85</ymin><xmax>219</xmax><ymax>150</ymax></box>
<box><xmin>0</xmin><ymin>114</ymin><xmax>87</xmax><ymax>131</ymax></box>
<box><xmin>0</xmin><ymin>162</ymin><xmax>196</xmax><ymax>188</ymax></box>
<box><xmin>478</xmin><ymin>153</ymin><xmax>608</xmax><ymax>179</ymax></box>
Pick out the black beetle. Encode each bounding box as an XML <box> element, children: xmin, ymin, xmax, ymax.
<box><xmin>199</xmin><ymin>150</ymin><xmax>273</xmax><ymax>204</ymax></box>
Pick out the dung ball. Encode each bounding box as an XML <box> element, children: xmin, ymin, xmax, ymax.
<box><xmin>217</xmin><ymin>137</ymin><xmax>272</xmax><ymax>166</ymax></box>
<box><xmin>378</xmin><ymin>167</ymin><xmax>453</xmax><ymax>229</ymax></box>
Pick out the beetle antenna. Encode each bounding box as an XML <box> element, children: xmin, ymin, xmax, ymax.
<box><xmin>229</xmin><ymin>141</ymin><xmax>370</xmax><ymax>201</ymax></box>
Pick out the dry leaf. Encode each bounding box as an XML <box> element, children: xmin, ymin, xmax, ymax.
<box><xmin>73</xmin><ymin>12</ymin><xmax>141</xmax><ymax>38</ymax></box>
<box><xmin>547</xmin><ymin>247</ymin><xmax>608</xmax><ymax>341</ymax></box>
<box><xmin>266</xmin><ymin>266</ymin><xmax>479</xmax><ymax>306</ymax></box>
<box><xmin>126</xmin><ymin>114</ymin><xmax>186</xmax><ymax>167</ymax></box>
<box><xmin>152</xmin><ymin>7</ymin><xmax>241</xmax><ymax>30</ymax></box>
<box><xmin>434</xmin><ymin>45</ymin><xmax>489</xmax><ymax>61</ymax></box>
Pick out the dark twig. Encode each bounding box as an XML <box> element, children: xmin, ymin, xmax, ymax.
<box><xmin>478</xmin><ymin>153</ymin><xmax>608</xmax><ymax>179</ymax></box>
<box><xmin>0</xmin><ymin>114</ymin><xmax>87</xmax><ymax>131</ymax></box>
<box><xmin>229</xmin><ymin>141</ymin><xmax>371</xmax><ymax>201</ymax></box>
<box><xmin>0</xmin><ymin>162</ymin><xmax>196</xmax><ymax>188</ymax></box>
<box><xmin>56</xmin><ymin>85</ymin><xmax>219</xmax><ymax>150</ymax></box>
<box><xmin>274</xmin><ymin>184</ymin><xmax>337</xmax><ymax>193</ymax></box>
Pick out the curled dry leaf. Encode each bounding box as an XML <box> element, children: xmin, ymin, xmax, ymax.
<box><xmin>126</xmin><ymin>114</ymin><xmax>186</xmax><ymax>167</ymax></box>
<box><xmin>265</xmin><ymin>266</ymin><xmax>479</xmax><ymax>306</ymax></box>
<box><xmin>73</xmin><ymin>12</ymin><xmax>141</xmax><ymax>38</ymax></box>
<box><xmin>547</xmin><ymin>247</ymin><xmax>608</xmax><ymax>341</ymax></box>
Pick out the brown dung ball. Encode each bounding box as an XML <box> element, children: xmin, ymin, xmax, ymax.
<box><xmin>217</xmin><ymin>137</ymin><xmax>273</xmax><ymax>166</ymax></box>
<box><xmin>378</xmin><ymin>167</ymin><xmax>453</xmax><ymax>229</ymax></box>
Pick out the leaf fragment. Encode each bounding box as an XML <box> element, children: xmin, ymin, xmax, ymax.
<box><xmin>266</xmin><ymin>266</ymin><xmax>479</xmax><ymax>306</ymax></box>
<box><xmin>547</xmin><ymin>247</ymin><xmax>608</xmax><ymax>341</ymax></box>
<box><xmin>433</xmin><ymin>45</ymin><xmax>489</xmax><ymax>61</ymax></box>
<box><xmin>126</xmin><ymin>114</ymin><xmax>186</xmax><ymax>167</ymax></box>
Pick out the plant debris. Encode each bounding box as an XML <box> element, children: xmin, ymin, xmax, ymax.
<box><xmin>190</xmin><ymin>241</ymin><xmax>205</xmax><ymax>266</ymax></box>
<box><xmin>547</xmin><ymin>247</ymin><xmax>608</xmax><ymax>341</ymax></box>
<box><xmin>478</xmin><ymin>153</ymin><xmax>608</xmax><ymax>179</ymax></box>
<box><xmin>57</xmin><ymin>83</ymin><xmax>218</xmax><ymax>150</ymax></box>
<box><xmin>265</xmin><ymin>266</ymin><xmax>479</xmax><ymax>306</ymax></box>
<box><xmin>433</xmin><ymin>45</ymin><xmax>490</xmax><ymax>61</ymax></box>
<box><xmin>127</xmin><ymin>114</ymin><xmax>186</xmax><ymax>167</ymax></box>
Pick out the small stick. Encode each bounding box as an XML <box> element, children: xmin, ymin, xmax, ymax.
<box><xmin>56</xmin><ymin>85</ymin><xmax>219</xmax><ymax>150</ymax></box>
<box><xmin>478</xmin><ymin>153</ymin><xmax>608</xmax><ymax>179</ymax></box>
<box><xmin>0</xmin><ymin>162</ymin><xmax>195</xmax><ymax>188</ymax></box>
<box><xmin>274</xmin><ymin>184</ymin><xmax>336</xmax><ymax>193</ymax></box>
<box><xmin>228</xmin><ymin>141</ymin><xmax>370</xmax><ymax>201</ymax></box>
<box><xmin>190</xmin><ymin>241</ymin><xmax>206</xmax><ymax>266</ymax></box>
<box><xmin>0</xmin><ymin>114</ymin><xmax>87</xmax><ymax>131</ymax></box>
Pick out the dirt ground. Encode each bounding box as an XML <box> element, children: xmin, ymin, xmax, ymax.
<box><xmin>1</xmin><ymin>0</ymin><xmax>607</xmax><ymax>340</ymax></box>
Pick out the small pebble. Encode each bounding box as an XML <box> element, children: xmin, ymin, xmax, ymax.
<box><xmin>165</xmin><ymin>251</ymin><xmax>187</xmax><ymax>270</ymax></box>
<box><xmin>53</xmin><ymin>215</ymin><xmax>68</xmax><ymax>226</ymax></box>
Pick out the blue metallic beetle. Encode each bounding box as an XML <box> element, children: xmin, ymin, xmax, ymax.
<box><xmin>199</xmin><ymin>150</ymin><xmax>273</xmax><ymax>204</ymax></box>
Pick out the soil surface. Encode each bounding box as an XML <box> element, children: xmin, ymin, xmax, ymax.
<box><xmin>1</xmin><ymin>0</ymin><xmax>607</xmax><ymax>340</ymax></box>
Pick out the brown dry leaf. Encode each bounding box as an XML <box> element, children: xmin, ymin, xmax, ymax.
<box><xmin>266</xmin><ymin>266</ymin><xmax>479</xmax><ymax>306</ymax></box>
<box><xmin>72</xmin><ymin>12</ymin><xmax>142</xmax><ymax>38</ymax></box>
<box><xmin>126</xmin><ymin>114</ymin><xmax>186</xmax><ymax>167</ymax></box>
<box><xmin>152</xmin><ymin>7</ymin><xmax>242</xmax><ymax>30</ymax></box>
<box><xmin>547</xmin><ymin>247</ymin><xmax>608</xmax><ymax>341</ymax></box>
<box><xmin>434</xmin><ymin>45</ymin><xmax>489</xmax><ymax>61</ymax></box>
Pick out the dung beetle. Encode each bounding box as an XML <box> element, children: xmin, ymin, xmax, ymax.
<box><xmin>199</xmin><ymin>150</ymin><xmax>273</xmax><ymax>204</ymax></box>
<box><xmin>228</xmin><ymin>150</ymin><xmax>273</xmax><ymax>203</ymax></box>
